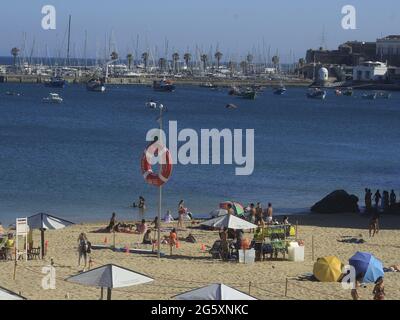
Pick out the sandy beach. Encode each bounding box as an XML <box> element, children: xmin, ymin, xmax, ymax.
<box><xmin>1</xmin><ymin>213</ymin><xmax>400</xmax><ymax>300</ymax></box>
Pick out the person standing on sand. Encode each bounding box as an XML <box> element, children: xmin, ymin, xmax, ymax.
<box><xmin>374</xmin><ymin>190</ymin><xmax>382</xmax><ymax>210</ymax></box>
<box><xmin>390</xmin><ymin>190</ymin><xmax>396</xmax><ymax>208</ymax></box>
<box><xmin>255</xmin><ymin>203</ymin><xmax>263</xmax><ymax>224</ymax></box>
<box><xmin>365</xmin><ymin>188</ymin><xmax>372</xmax><ymax>212</ymax></box>
<box><xmin>373</xmin><ymin>277</ymin><xmax>385</xmax><ymax>300</ymax></box>
<box><xmin>77</xmin><ymin>233</ymin><xmax>90</xmax><ymax>271</ymax></box>
<box><xmin>106</xmin><ymin>212</ymin><xmax>117</xmax><ymax>232</ymax></box>
<box><xmin>178</xmin><ymin>200</ymin><xmax>186</xmax><ymax>229</ymax></box>
<box><xmin>266</xmin><ymin>203</ymin><xmax>273</xmax><ymax>224</ymax></box>
<box><xmin>382</xmin><ymin>191</ymin><xmax>389</xmax><ymax>212</ymax></box>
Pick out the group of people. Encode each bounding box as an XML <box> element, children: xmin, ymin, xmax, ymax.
<box><xmin>243</xmin><ymin>202</ymin><xmax>274</xmax><ymax>229</ymax></box>
<box><xmin>365</xmin><ymin>188</ymin><xmax>398</xmax><ymax>237</ymax></box>
<box><xmin>365</xmin><ymin>188</ymin><xmax>397</xmax><ymax>213</ymax></box>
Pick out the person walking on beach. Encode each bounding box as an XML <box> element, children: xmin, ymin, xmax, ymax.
<box><xmin>266</xmin><ymin>203</ymin><xmax>273</xmax><ymax>224</ymax></box>
<box><xmin>365</xmin><ymin>188</ymin><xmax>372</xmax><ymax>212</ymax></box>
<box><xmin>373</xmin><ymin>277</ymin><xmax>385</xmax><ymax>300</ymax></box>
<box><xmin>177</xmin><ymin>200</ymin><xmax>186</xmax><ymax>229</ymax></box>
<box><xmin>77</xmin><ymin>233</ymin><xmax>90</xmax><ymax>271</ymax></box>
<box><xmin>374</xmin><ymin>190</ymin><xmax>382</xmax><ymax>210</ymax></box>
<box><xmin>369</xmin><ymin>215</ymin><xmax>379</xmax><ymax>237</ymax></box>
<box><xmin>390</xmin><ymin>190</ymin><xmax>396</xmax><ymax>208</ymax></box>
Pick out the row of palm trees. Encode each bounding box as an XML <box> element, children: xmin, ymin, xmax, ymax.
<box><xmin>10</xmin><ymin>45</ymin><xmax>305</xmax><ymax>75</ymax></box>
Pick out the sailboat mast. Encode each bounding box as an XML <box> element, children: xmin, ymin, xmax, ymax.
<box><xmin>66</xmin><ymin>15</ymin><xmax>72</xmax><ymax>66</ymax></box>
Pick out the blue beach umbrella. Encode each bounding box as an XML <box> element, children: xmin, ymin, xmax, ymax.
<box><xmin>349</xmin><ymin>252</ymin><xmax>384</xmax><ymax>284</ymax></box>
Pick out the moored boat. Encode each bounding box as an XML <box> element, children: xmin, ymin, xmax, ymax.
<box><xmin>153</xmin><ymin>79</ymin><xmax>175</xmax><ymax>92</ymax></box>
<box><xmin>86</xmin><ymin>78</ymin><xmax>106</xmax><ymax>92</ymax></box>
<box><xmin>307</xmin><ymin>88</ymin><xmax>326</xmax><ymax>100</ymax></box>
<box><xmin>42</xmin><ymin>93</ymin><xmax>63</xmax><ymax>104</ymax></box>
<box><xmin>45</xmin><ymin>76</ymin><xmax>66</xmax><ymax>88</ymax></box>
<box><xmin>362</xmin><ymin>92</ymin><xmax>377</xmax><ymax>100</ymax></box>
<box><xmin>273</xmin><ymin>86</ymin><xmax>287</xmax><ymax>95</ymax></box>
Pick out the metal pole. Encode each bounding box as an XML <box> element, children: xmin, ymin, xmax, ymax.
<box><xmin>157</xmin><ymin>105</ymin><xmax>163</xmax><ymax>259</ymax></box>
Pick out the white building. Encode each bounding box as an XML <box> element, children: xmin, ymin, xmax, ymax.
<box><xmin>377</xmin><ymin>35</ymin><xmax>400</xmax><ymax>58</ymax></box>
<box><xmin>352</xmin><ymin>61</ymin><xmax>388</xmax><ymax>81</ymax></box>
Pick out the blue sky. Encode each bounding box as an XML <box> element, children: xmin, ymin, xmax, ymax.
<box><xmin>1</xmin><ymin>0</ymin><xmax>399</xmax><ymax>62</ymax></box>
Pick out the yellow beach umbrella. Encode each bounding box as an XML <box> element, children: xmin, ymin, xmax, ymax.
<box><xmin>313</xmin><ymin>256</ymin><xmax>343</xmax><ymax>282</ymax></box>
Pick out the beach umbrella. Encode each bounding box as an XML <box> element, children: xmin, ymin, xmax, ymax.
<box><xmin>173</xmin><ymin>283</ymin><xmax>257</xmax><ymax>300</ymax></box>
<box><xmin>201</xmin><ymin>214</ymin><xmax>257</xmax><ymax>230</ymax></box>
<box><xmin>0</xmin><ymin>286</ymin><xmax>26</xmax><ymax>300</ymax></box>
<box><xmin>313</xmin><ymin>256</ymin><xmax>344</xmax><ymax>282</ymax></box>
<box><xmin>209</xmin><ymin>209</ymin><xmax>228</xmax><ymax>218</ymax></box>
<box><xmin>28</xmin><ymin>213</ymin><xmax>74</xmax><ymax>259</ymax></box>
<box><xmin>349</xmin><ymin>252</ymin><xmax>384</xmax><ymax>284</ymax></box>
<box><xmin>65</xmin><ymin>264</ymin><xmax>154</xmax><ymax>300</ymax></box>
<box><xmin>219</xmin><ymin>201</ymin><xmax>245</xmax><ymax>216</ymax></box>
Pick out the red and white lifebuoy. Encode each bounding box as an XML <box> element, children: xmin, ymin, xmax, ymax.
<box><xmin>141</xmin><ymin>141</ymin><xmax>173</xmax><ymax>186</ymax></box>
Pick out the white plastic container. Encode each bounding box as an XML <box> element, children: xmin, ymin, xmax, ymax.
<box><xmin>288</xmin><ymin>246</ymin><xmax>304</xmax><ymax>262</ymax></box>
<box><xmin>239</xmin><ymin>249</ymin><xmax>255</xmax><ymax>264</ymax></box>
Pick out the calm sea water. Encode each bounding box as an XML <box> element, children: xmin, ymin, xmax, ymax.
<box><xmin>0</xmin><ymin>83</ymin><xmax>399</xmax><ymax>225</ymax></box>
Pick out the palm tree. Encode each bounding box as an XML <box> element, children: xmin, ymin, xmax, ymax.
<box><xmin>158</xmin><ymin>57</ymin><xmax>166</xmax><ymax>72</ymax></box>
<box><xmin>172</xmin><ymin>52</ymin><xmax>180</xmax><ymax>74</ymax></box>
<box><xmin>141</xmin><ymin>52</ymin><xmax>149</xmax><ymax>71</ymax></box>
<box><xmin>126</xmin><ymin>53</ymin><xmax>133</xmax><ymax>70</ymax></box>
<box><xmin>110</xmin><ymin>51</ymin><xmax>118</xmax><ymax>76</ymax></box>
<box><xmin>240</xmin><ymin>61</ymin><xmax>248</xmax><ymax>75</ymax></box>
<box><xmin>200</xmin><ymin>54</ymin><xmax>208</xmax><ymax>72</ymax></box>
<box><xmin>214</xmin><ymin>51</ymin><xmax>223</xmax><ymax>71</ymax></box>
<box><xmin>183</xmin><ymin>53</ymin><xmax>191</xmax><ymax>70</ymax></box>
<box><xmin>11</xmin><ymin>47</ymin><xmax>20</xmax><ymax>70</ymax></box>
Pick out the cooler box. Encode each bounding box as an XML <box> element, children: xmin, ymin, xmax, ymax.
<box><xmin>239</xmin><ymin>249</ymin><xmax>255</xmax><ymax>264</ymax></box>
<box><xmin>288</xmin><ymin>246</ymin><xmax>304</xmax><ymax>262</ymax></box>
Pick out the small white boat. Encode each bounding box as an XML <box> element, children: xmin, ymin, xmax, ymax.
<box><xmin>42</xmin><ymin>93</ymin><xmax>63</xmax><ymax>104</ymax></box>
<box><xmin>307</xmin><ymin>88</ymin><xmax>326</xmax><ymax>100</ymax></box>
<box><xmin>362</xmin><ymin>93</ymin><xmax>377</xmax><ymax>100</ymax></box>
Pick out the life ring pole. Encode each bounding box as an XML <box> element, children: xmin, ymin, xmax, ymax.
<box><xmin>157</xmin><ymin>105</ymin><xmax>163</xmax><ymax>259</ymax></box>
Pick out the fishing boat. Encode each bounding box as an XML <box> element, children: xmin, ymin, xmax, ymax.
<box><xmin>307</xmin><ymin>88</ymin><xmax>326</xmax><ymax>100</ymax></box>
<box><xmin>42</xmin><ymin>93</ymin><xmax>63</xmax><ymax>104</ymax></box>
<box><xmin>273</xmin><ymin>86</ymin><xmax>287</xmax><ymax>95</ymax></box>
<box><xmin>362</xmin><ymin>92</ymin><xmax>377</xmax><ymax>100</ymax></box>
<box><xmin>86</xmin><ymin>78</ymin><xmax>106</xmax><ymax>92</ymax></box>
<box><xmin>45</xmin><ymin>76</ymin><xmax>66</xmax><ymax>88</ymax></box>
<box><xmin>153</xmin><ymin>79</ymin><xmax>175</xmax><ymax>92</ymax></box>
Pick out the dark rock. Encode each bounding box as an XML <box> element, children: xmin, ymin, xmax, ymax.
<box><xmin>311</xmin><ymin>190</ymin><xmax>359</xmax><ymax>214</ymax></box>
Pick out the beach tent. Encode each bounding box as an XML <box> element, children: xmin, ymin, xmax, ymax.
<box><xmin>219</xmin><ymin>201</ymin><xmax>245</xmax><ymax>216</ymax></box>
<box><xmin>349</xmin><ymin>252</ymin><xmax>384</xmax><ymax>284</ymax></box>
<box><xmin>209</xmin><ymin>209</ymin><xmax>228</xmax><ymax>218</ymax></box>
<box><xmin>201</xmin><ymin>214</ymin><xmax>257</xmax><ymax>230</ymax></box>
<box><xmin>28</xmin><ymin>213</ymin><xmax>74</xmax><ymax>259</ymax></box>
<box><xmin>0</xmin><ymin>286</ymin><xmax>26</xmax><ymax>300</ymax></box>
<box><xmin>173</xmin><ymin>283</ymin><xmax>257</xmax><ymax>300</ymax></box>
<box><xmin>313</xmin><ymin>256</ymin><xmax>344</xmax><ymax>282</ymax></box>
<box><xmin>65</xmin><ymin>264</ymin><xmax>154</xmax><ymax>300</ymax></box>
